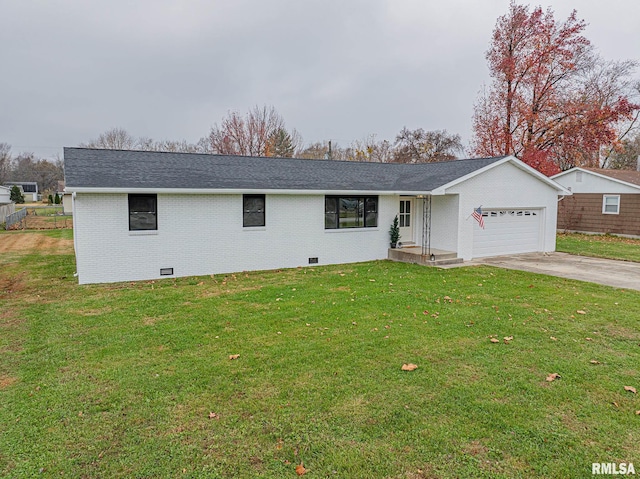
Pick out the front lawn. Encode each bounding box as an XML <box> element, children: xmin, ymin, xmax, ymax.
<box><xmin>557</xmin><ymin>233</ymin><xmax>640</xmax><ymax>262</ymax></box>
<box><xmin>1</xmin><ymin>231</ymin><xmax>639</xmax><ymax>478</ymax></box>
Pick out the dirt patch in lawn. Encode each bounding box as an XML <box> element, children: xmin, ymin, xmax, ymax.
<box><xmin>605</xmin><ymin>324</ymin><xmax>640</xmax><ymax>341</ymax></box>
<box><xmin>0</xmin><ymin>232</ymin><xmax>73</xmax><ymax>255</ymax></box>
<box><xmin>0</xmin><ymin>309</ymin><xmax>21</xmax><ymax>328</ymax></box>
<box><xmin>0</xmin><ymin>376</ymin><xmax>18</xmax><ymax>389</ymax></box>
<box><xmin>0</xmin><ymin>272</ymin><xmax>27</xmax><ymax>299</ymax></box>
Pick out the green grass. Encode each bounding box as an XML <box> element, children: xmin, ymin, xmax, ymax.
<box><xmin>1</xmin><ymin>235</ymin><xmax>639</xmax><ymax>478</ymax></box>
<box><xmin>557</xmin><ymin>233</ymin><xmax>640</xmax><ymax>262</ymax></box>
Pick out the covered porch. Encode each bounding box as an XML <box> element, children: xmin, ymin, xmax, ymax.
<box><xmin>388</xmin><ymin>194</ymin><xmax>462</xmax><ymax>266</ymax></box>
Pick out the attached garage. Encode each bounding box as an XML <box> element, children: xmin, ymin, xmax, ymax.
<box><xmin>472</xmin><ymin>209</ymin><xmax>543</xmax><ymax>257</ymax></box>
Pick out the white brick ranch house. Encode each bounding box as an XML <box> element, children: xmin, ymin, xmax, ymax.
<box><xmin>64</xmin><ymin>148</ymin><xmax>568</xmax><ymax>284</ymax></box>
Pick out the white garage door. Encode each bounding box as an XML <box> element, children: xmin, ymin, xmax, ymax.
<box><xmin>472</xmin><ymin>209</ymin><xmax>543</xmax><ymax>258</ymax></box>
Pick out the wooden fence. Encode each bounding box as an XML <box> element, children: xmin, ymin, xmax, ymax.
<box><xmin>0</xmin><ymin>203</ymin><xmax>16</xmax><ymax>224</ymax></box>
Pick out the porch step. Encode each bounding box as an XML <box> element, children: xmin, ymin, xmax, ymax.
<box><xmin>387</xmin><ymin>248</ymin><xmax>463</xmax><ymax>267</ymax></box>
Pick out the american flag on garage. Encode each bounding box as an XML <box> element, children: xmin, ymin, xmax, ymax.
<box><xmin>472</xmin><ymin>206</ymin><xmax>485</xmax><ymax>229</ymax></box>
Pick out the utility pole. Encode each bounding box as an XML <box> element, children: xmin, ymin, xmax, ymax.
<box><xmin>328</xmin><ymin>140</ymin><xmax>332</xmax><ymax>161</ymax></box>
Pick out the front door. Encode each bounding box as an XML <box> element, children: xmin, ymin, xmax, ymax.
<box><xmin>399</xmin><ymin>199</ymin><xmax>414</xmax><ymax>244</ymax></box>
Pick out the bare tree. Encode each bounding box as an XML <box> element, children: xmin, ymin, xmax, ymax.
<box><xmin>296</xmin><ymin>141</ymin><xmax>348</xmax><ymax>161</ymax></box>
<box><xmin>347</xmin><ymin>134</ymin><xmax>393</xmax><ymax>162</ymax></box>
<box><xmin>392</xmin><ymin>128</ymin><xmax>463</xmax><ymax>163</ymax></box>
<box><xmin>607</xmin><ymin>132</ymin><xmax>640</xmax><ymax>170</ymax></box>
<box><xmin>83</xmin><ymin>129</ymin><xmax>200</xmax><ymax>153</ymax></box>
<box><xmin>81</xmin><ymin>127</ymin><xmax>137</xmax><ymax>150</ymax></box>
<box><xmin>199</xmin><ymin>105</ymin><xmax>292</xmax><ymax>157</ymax></box>
<box><xmin>139</xmin><ymin>139</ymin><xmax>201</xmax><ymax>153</ymax></box>
<box><xmin>0</xmin><ymin>142</ymin><xmax>11</xmax><ymax>184</ymax></box>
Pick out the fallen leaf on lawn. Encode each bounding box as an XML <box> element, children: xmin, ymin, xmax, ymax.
<box><xmin>401</xmin><ymin>363</ymin><xmax>418</xmax><ymax>371</ymax></box>
<box><xmin>295</xmin><ymin>463</ymin><xmax>307</xmax><ymax>475</ymax></box>
<box><xmin>369</xmin><ymin>279</ymin><xmax>376</xmax><ymax>282</ymax></box>
<box><xmin>490</xmin><ymin>338</ymin><xmax>500</xmax><ymax>343</ymax></box>
<box><xmin>228</xmin><ymin>354</ymin><xmax>240</xmax><ymax>360</ymax></box>
<box><xmin>550</xmin><ymin>336</ymin><xmax>557</xmax><ymax>341</ymax></box>
<box><xmin>624</xmin><ymin>386</ymin><xmax>637</xmax><ymax>394</ymax></box>
<box><xmin>546</xmin><ymin>373</ymin><xmax>561</xmax><ymax>382</ymax></box>
<box><xmin>208</xmin><ymin>412</ymin><xmax>220</xmax><ymax>420</ymax></box>
<box><xmin>636</xmin><ymin>410</ymin><xmax>640</xmax><ymax>415</ymax></box>
<box><xmin>613</xmin><ymin>402</ymin><xmax>619</xmax><ymax>408</ymax></box>
<box><xmin>590</xmin><ymin>360</ymin><xmax>600</xmax><ymax>365</ymax></box>
<box><xmin>423</xmin><ymin>310</ymin><xmax>429</xmax><ymax>315</ymax></box>
<box><xmin>585</xmin><ymin>337</ymin><xmax>592</xmax><ymax>341</ymax></box>
<box><xmin>577</xmin><ymin>310</ymin><xmax>586</xmax><ymax>315</ymax></box>
<box><xmin>504</xmin><ymin>336</ymin><xmax>513</xmax><ymax>341</ymax></box>
<box><xmin>197</xmin><ymin>281</ymin><xmax>204</xmax><ymax>286</ymax></box>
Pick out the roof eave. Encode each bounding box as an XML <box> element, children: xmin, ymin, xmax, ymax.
<box><xmin>65</xmin><ymin>187</ymin><xmax>434</xmax><ymax>196</ymax></box>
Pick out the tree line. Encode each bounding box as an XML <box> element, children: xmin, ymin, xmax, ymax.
<box><xmin>0</xmin><ymin>143</ymin><xmax>63</xmax><ymax>196</ymax></box>
<box><xmin>80</xmin><ymin>105</ymin><xmax>465</xmax><ymax>165</ymax></box>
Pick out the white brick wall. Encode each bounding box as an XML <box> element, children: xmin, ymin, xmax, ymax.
<box><xmin>74</xmin><ymin>193</ymin><xmax>399</xmax><ymax>284</ymax></box>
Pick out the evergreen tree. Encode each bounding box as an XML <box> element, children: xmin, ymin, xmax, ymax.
<box><xmin>54</xmin><ymin>193</ymin><xmax>61</xmax><ymax>204</ymax></box>
<box><xmin>268</xmin><ymin>128</ymin><xmax>295</xmax><ymax>158</ymax></box>
<box><xmin>10</xmin><ymin>185</ymin><xmax>25</xmax><ymax>204</ymax></box>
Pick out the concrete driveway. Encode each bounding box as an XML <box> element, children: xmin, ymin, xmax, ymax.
<box><xmin>464</xmin><ymin>252</ymin><xmax>640</xmax><ymax>291</ymax></box>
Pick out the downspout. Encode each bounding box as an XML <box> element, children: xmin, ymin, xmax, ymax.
<box><xmin>72</xmin><ymin>192</ymin><xmax>79</xmax><ymax>278</ymax></box>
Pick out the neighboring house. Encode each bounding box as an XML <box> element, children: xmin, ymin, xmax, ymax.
<box><xmin>64</xmin><ymin>148</ymin><xmax>568</xmax><ymax>285</ymax></box>
<box><xmin>552</xmin><ymin>167</ymin><xmax>640</xmax><ymax>237</ymax></box>
<box><xmin>0</xmin><ymin>185</ymin><xmax>10</xmax><ymax>204</ymax></box>
<box><xmin>0</xmin><ymin>186</ymin><xmax>14</xmax><ymax>224</ymax></box>
<box><xmin>3</xmin><ymin>181</ymin><xmax>39</xmax><ymax>202</ymax></box>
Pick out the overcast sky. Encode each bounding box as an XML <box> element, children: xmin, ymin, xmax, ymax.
<box><xmin>1</xmin><ymin>0</ymin><xmax>639</xmax><ymax>160</ymax></box>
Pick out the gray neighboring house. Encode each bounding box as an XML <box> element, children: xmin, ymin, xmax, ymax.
<box><xmin>0</xmin><ymin>186</ymin><xmax>14</xmax><ymax>224</ymax></box>
<box><xmin>3</xmin><ymin>181</ymin><xmax>39</xmax><ymax>202</ymax></box>
<box><xmin>64</xmin><ymin>148</ymin><xmax>568</xmax><ymax>284</ymax></box>
<box><xmin>0</xmin><ymin>185</ymin><xmax>10</xmax><ymax>204</ymax></box>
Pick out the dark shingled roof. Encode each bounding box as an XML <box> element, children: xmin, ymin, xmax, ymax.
<box><xmin>63</xmin><ymin>148</ymin><xmax>506</xmax><ymax>192</ymax></box>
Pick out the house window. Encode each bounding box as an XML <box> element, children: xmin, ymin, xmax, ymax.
<box><xmin>602</xmin><ymin>195</ymin><xmax>620</xmax><ymax>214</ymax></box>
<box><xmin>399</xmin><ymin>200</ymin><xmax>410</xmax><ymax>227</ymax></box>
<box><xmin>243</xmin><ymin>194</ymin><xmax>265</xmax><ymax>227</ymax></box>
<box><xmin>325</xmin><ymin>196</ymin><xmax>378</xmax><ymax>229</ymax></box>
<box><xmin>129</xmin><ymin>194</ymin><xmax>157</xmax><ymax>231</ymax></box>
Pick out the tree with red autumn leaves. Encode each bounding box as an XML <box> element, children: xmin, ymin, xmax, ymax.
<box><xmin>472</xmin><ymin>2</ymin><xmax>639</xmax><ymax>175</ymax></box>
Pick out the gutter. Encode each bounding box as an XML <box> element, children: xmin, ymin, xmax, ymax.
<box><xmin>65</xmin><ymin>187</ymin><xmax>434</xmax><ymax>196</ymax></box>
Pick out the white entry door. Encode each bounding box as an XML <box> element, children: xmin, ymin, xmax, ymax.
<box><xmin>399</xmin><ymin>199</ymin><xmax>414</xmax><ymax>243</ymax></box>
<box><xmin>472</xmin><ymin>209</ymin><xmax>543</xmax><ymax>257</ymax></box>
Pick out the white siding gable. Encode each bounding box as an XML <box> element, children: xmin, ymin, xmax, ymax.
<box><xmin>554</xmin><ymin>170</ymin><xmax>640</xmax><ymax>194</ymax></box>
